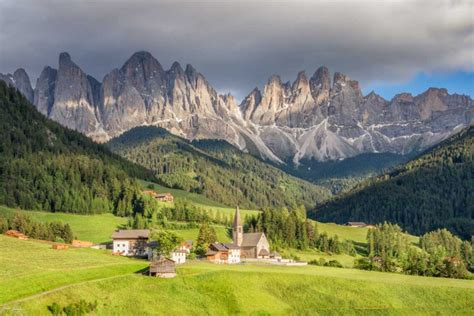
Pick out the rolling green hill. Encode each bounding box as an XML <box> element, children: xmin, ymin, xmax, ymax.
<box><xmin>107</xmin><ymin>126</ymin><xmax>331</xmax><ymax>209</ymax></box>
<box><xmin>0</xmin><ymin>81</ymin><xmax>156</xmax><ymax>215</ymax></box>
<box><xmin>1</xmin><ymin>236</ymin><xmax>473</xmax><ymax>315</ymax></box>
<box><xmin>313</xmin><ymin>127</ymin><xmax>474</xmax><ymax>239</ymax></box>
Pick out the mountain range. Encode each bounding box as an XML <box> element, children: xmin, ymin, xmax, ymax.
<box><xmin>1</xmin><ymin>51</ymin><xmax>473</xmax><ymax>165</ymax></box>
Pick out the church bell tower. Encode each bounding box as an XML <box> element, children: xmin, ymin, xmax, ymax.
<box><xmin>233</xmin><ymin>206</ymin><xmax>243</xmax><ymax>246</ymax></box>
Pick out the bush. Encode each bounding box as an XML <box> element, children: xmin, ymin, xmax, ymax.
<box><xmin>48</xmin><ymin>300</ymin><xmax>98</xmax><ymax>316</ymax></box>
<box><xmin>325</xmin><ymin>260</ymin><xmax>343</xmax><ymax>268</ymax></box>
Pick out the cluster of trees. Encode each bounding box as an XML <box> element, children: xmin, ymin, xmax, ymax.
<box><xmin>355</xmin><ymin>223</ymin><xmax>473</xmax><ymax>279</ymax></box>
<box><xmin>0</xmin><ymin>213</ymin><xmax>74</xmax><ymax>243</ymax></box>
<box><xmin>124</xmin><ymin>197</ymin><xmax>229</xmax><ymax>229</ymax></box>
<box><xmin>48</xmin><ymin>300</ymin><xmax>98</xmax><ymax>316</ymax></box>
<box><xmin>314</xmin><ymin>127</ymin><xmax>474</xmax><ymax>239</ymax></box>
<box><xmin>0</xmin><ymin>81</ymin><xmax>155</xmax><ymax>215</ymax></box>
<box><xmin>245</xmin><ymin>206</ymin><xmax>355</xmax><ymax>255</ymax></box>
<box><xmin>107</xmin><ymin>126</ymin><xmax>331</xmax><ymax>209</ymax></box>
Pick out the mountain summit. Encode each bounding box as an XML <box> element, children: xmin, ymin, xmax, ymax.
<box><xmin>2</xmin><ymin>52</ymin><xmax>473</xmax><ymax>164</ymax></box>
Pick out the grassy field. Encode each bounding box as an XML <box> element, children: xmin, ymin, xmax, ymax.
<box><xmin>0</xmin><ymin>206</ymin><xmax>230</xmax><ymax>244</ymax></box>
<box><xmin>140</xmin><ymin>180</ymin><xmax>259</xmax><ymax>219</ymax></box>
<box><xmin>1</xmin><ymin>236</ymin><xmax>473</xmax><ymax>315</ymax></box>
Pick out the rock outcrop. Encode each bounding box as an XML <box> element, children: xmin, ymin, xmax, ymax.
<box><xmin>1</xmin><ymin>51</ymin><xmax>473</xmax><ymax>164</ymax></box>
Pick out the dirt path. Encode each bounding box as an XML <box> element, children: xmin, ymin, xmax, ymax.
<box><xmin>0</xmin><ymin>273</ymin><xmax>134</xmax><ymax>310</ymax></box>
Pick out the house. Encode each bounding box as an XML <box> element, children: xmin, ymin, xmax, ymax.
<box><xmin>156</xmin><ymin>193</ymin><xmax>174</xmax><ymax>202</ymax></box>
<box><xmin>142</xmin><ymin>190</ymin><xmax>174</xmax><ymax>202</ymax></box>
<box><xmin>171</xmin><ymin>249</ymin><xmax>187</xmax><ymax>264</ymax></box>
<box><xmin>179</xmin><ymin>240</ymin><xmax>193</xmax><ymax>253</ymax></box>
<box><xmin>233</xmin><ymin>206</ymin><xmax>270</xmax><ymax>259</ymax></box>
<box><xmin>346</xmin><ymin>222</ymin><xmax>368</xmax><ymax>228</ymax></box>
<box><xmin>111</xmin><ymin>229</ymin><xmax>150</xmax><ymax>257</ymax></box>
<box><xmin>149</xmin><ymin>258</ymin><xmax>176</xmax><ymax>278</ymax></box>
<box><xmin>206</xmin><ymin>242</ymin><xmax>231</xmax><ymax>264</ymax></box>
<box><xmin>224</xmin><ymin>243</ymin><xmax>241</xmax><ymax>264</ymax></box>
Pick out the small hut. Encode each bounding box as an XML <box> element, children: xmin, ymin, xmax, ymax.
<box><xmin>149</xmin><ymin>258</ymin><xmax>176</xmax><ymax>278</ymax></box>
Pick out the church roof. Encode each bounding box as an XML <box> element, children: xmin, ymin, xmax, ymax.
<box><xmin>241</xmin><ymin>232</ymin><xmax>264</xmax><ymax>247</ymax></box>
<box><xmin>233</xmin><ymin>206</ymin><xmax>241</xmax><ymax>227</ymax></box>
<box><xmin>259</xmin><ymin>248</ymin><xmax>270</xmax><ymax>256</ymax></box>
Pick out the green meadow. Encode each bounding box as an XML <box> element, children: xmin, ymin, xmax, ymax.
<box><xmin>1</xmin><ymin>236</ymin><xmax>473</xmax><ymax>315</ymax></box>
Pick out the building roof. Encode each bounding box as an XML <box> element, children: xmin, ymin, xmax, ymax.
<box><xmin>233</xmin><ymin>206</ymin><xmax>242</xmax><ymax>228</ymax></box>
<box><xmin>241</xmin><ymin>232</ymin><xmax>264</xmax><ymax>247</ymax></box>
<box><xmin>172</xmin><ymin>249</ymin><xmax>188</xmax><ymax>254</ymax></box>
<box><xmin>150</xmin><ymin>257</ymin><xmax>176</xmax><ymax>273</ymax></box>
<box><xmin>224</xmin><ymin>243</ymin><xmax>240</xmax><ymax>249</ymax></box>
<box><xmin>270</xmin><ymin>251</ymin><xmax>281</xmax><ymax>257</ymax></box>
<box><xmin>347</xmin><ymin>222</ymin><xmax>367</xmax><ymax>226</ymax></box>
<box><xmin>156</xmin><ymin>193</ymin><xmax>173</xmax><ymax>197</ymax></box>
<box><xmin>210</xmin><ymin>242</ymin><xmax>228</xmax><ymax>252</ymax></box>
<box><xmin>259</xmin><ymin>248</ymin><xmax>270</xmax><ymax>256</ymax></box>
<box><xmin>111</xmin><ymin>229</ymin><xmax>150</xmax><ymax>239</ymax></box>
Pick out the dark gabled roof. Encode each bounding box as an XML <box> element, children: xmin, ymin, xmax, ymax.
<box><xmin>270</xmin><ymin>251</ymin><xmax>281</xmax><ymax>257</ymax></box>
<box><xmin>259</xmin><ymin>248</ymin><xmax>270</xmax><ymax>256</ymax></box>
<box><xmin>150</xmin><ymin>257</ymin><xmax>175</xmax><ymax>273</ymax></box>
<box><xmin>172</xmin><ymin>249</ymin><xmax>188</xmax><ymax>254</ymax></box>
<box><xmin>224</xmin><ymin>243</ymin><xmax>240</xmax><ymax>249</ymax></box>
<box><xmin>205</xmin><ymin>249</ymin><xmax>218</xmax><ymax>256</ymax></box>
<box><xmin>347</xmin><ymin>222</ymin><xmax>367</xmax><ymax>226</ymax></box>
<box><xmin>210</xmin><ymin>242</ymin><xmax>228</xmax><ymax>252</ymax></box>
<box><xmin>111</xmin><ymin>229</ymin><xmax>150</xmax><ymax>239</ymax></box>
<box><xmin>241</xmin><ymin>232</ymin><xmax>264</xmax><ymax>247</ymax></box>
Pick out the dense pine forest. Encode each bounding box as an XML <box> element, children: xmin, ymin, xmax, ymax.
<box><xmin>0</xmin><ymin>82</ymin><xmax>155</xmax><ymax>215</ymax></box>
<box><xmin>312</xmin><ymin>127</ymin><xmax>474</xmax><ymax>239</ymax></box>
<box><xmin>107</xmin><ymin>126</ymin><xmax>331</xmax><ymax>209</ymax></box>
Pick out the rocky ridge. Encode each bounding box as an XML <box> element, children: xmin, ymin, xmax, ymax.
<box><xmin>2</xmin><ymin>51</ymin><xmax>473</xmax><ymax>164</ymax></box>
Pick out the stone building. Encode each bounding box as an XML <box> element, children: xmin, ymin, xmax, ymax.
<box><xmin>232</xmin><ymin>206</ymin><xmax>270</xmax><ymax>259</ymax></box>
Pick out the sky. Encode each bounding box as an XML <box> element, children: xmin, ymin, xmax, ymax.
<box><xmin>0</xmin><ymin>0</ymin><xmax>472</xmax><ymax>101</ymax></box>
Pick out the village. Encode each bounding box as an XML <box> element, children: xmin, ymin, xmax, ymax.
<box><xmin>111</xmin><ymin>206</ymin><xmax>307</xmax><ymax>278</ymax></box>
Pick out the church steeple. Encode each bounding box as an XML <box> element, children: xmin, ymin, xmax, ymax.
<box><xmin>232</xmin><ymin>206</ymin><xmax>243</xmax><ymax>246</ymax></box>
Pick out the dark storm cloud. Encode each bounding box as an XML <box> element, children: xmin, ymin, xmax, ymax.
<box><xmin>0</xmin><ymin>0</ymin><xmax>472</xmax><ymax>99</ymax></box>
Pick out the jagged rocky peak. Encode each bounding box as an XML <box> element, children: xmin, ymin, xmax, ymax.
<box><xmin>0</xmin><ymin>68</ymin><xmax>34</xmax><ymax>103</ymax></box>
<box><xmin>34</xmin><ymin>66</ymin><xmax>58</xmax><ymax>115</ymax></box>
<box><xmin>309</xmin><ymin>66</ymin><xmax>331</xmax><ymax>105</ymax></box>
<box><xmin>240</xmin><ymin>87</ymin><xmax>262</xmax><ymax>121</ymax></box>
<box><xmin>415</xmin><ymin>88</ymin><xmax>449</xmax><ymax>121</ymax></box>
<box><xmin>13</xmin><ymin>68</ymin><xmax>34</xmax><ymax>103</ymax></box>
<box><xmin>49</xmin><ymin>52</ymin><xmax>101</xmax><ymax>134</ymax></box>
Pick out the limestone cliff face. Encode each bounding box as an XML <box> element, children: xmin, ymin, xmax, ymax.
<box><xmin>0</xmin><ymin>68</ymin><xmax>34</xmax><ymax>103</ymax></box>
<box><xmin>1</xmin><ymin>51</ymin><xmax>473</xmax><ymax>164</ymax></box>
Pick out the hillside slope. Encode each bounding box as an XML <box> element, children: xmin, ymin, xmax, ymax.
<box><xmin>312</xmin><ymin>127</ymin><xmax>474</xmax><ymax>239</ymax></box>
<box><xmin>107</xmin><ymin>126</ymin><xmax>331</xmax><ymax>209</ymax></box>
<box><xmin>0</xmin><ymin>81</ymin><xmax>155</xmax><ymax>214</ymax></box>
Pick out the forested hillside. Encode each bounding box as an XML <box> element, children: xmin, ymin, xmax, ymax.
<box><xmin>107</xmin><ymin>126</ymin><xmax>331</xmax><ymax>209</ymax></box>
<box><xmin>312</xmin><ymin>127</ymin><xmax>474</xmax><ymax>239</ymax></box>
<box><xmin>0</xmin><ymin>82</ymin><xmax>155</xmax><ymax>215</ymax></box>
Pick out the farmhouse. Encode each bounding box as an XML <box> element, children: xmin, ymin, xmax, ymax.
<box><xmin>156</xmin><ymin>193</ymin><xmax>174</xmax><ymax>202</ymax></box>
<box><xmin>346</xmin><ymin>222</ymin><xmax>368</xmax><ymax>228</ymax></box>
<box><xmin>206</xmin><ymin>242</ymin><xmax>240</xmax><ymax>264</ymax></box>
<box><xmin>142</xmin><ymin>190</ymin><xmax>174</xmax><ymax>202</ymax></box>
<box><xmin>233</xmin><ymin>206</ymin><xmax>270</xmax><ymax>259</ymax></box>
<box><xmin>149</xmin><ymin>258</ymin><xmax>176</xmax><ymax>278</ymax></box>
<box><xmin>171</xmin><ymin>249</ymin><xmax>187</xmax><ymax>264</ymax></box>
<box><xmin>179</xmin><ymin>240</ymin><xmax>193</xmax><ymax>253</ymax></box>
<box><xmin>111</xmin><ymin>229</ymin><xmax>150</xmax><ymax>257</ymax></box>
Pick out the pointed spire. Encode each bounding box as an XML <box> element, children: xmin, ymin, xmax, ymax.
<box><xmin>233</xmin><ymin>205</ymin><xmax>241</xmax><ymax>227</ymax></box>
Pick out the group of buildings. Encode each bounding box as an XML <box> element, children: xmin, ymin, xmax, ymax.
<box><xmin>111</xmin><ymin>207</ymin><xmax>280</xmax><ymax>276</ymax></box>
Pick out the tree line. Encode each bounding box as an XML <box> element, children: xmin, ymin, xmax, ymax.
<box><xmin>0</xmin><ymin>212</ymin><xmax>74</xmax><ymax>243</ymax></box>
<box><xmin>245</xmin><ymin>206</ymin><xmax>356</xmax><ymax>256</ymax></box>
<box><xmin>355</xmin><ymin>223</ymin><xmax>473</xmax><ymax>279</ymax></box>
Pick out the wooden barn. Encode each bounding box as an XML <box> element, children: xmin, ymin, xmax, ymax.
<box><xmin>149</xmin><ymin>258</ymin><xmax>176</xmax><ymax>278</ymax></box>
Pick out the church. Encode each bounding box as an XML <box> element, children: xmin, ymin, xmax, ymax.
<box><xmin>206</xmin><ymin>206</ymin><xmax>271</xmax><ymax>263</ymax></box>
<box><xmin>232</xmin><ymin>206</ymin><xmax>270</xmax><ymax>259</ymax></box>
